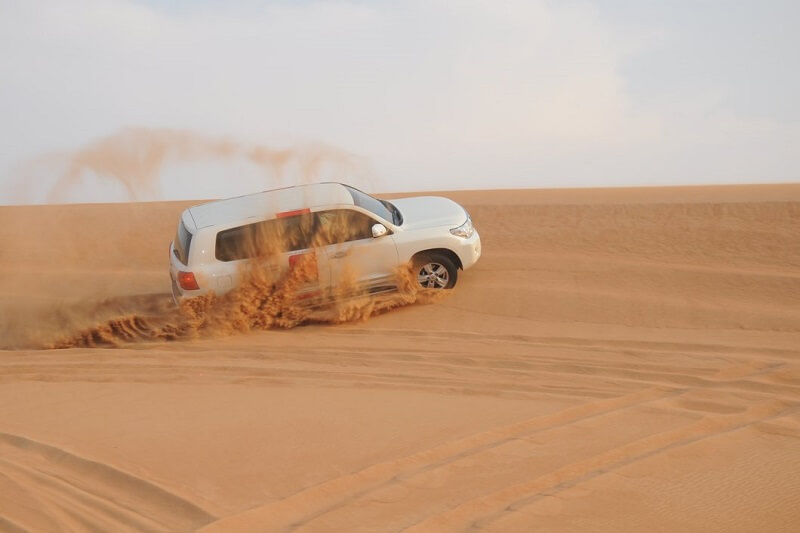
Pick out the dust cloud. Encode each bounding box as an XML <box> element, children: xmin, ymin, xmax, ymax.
<box><xmin>47</xmin><ymin>213</ymin><xmax>444</xmax><ymax>349</ymax></box>
<box><xmin>9</xmin><ymin>127</ymin><xmax>373</xmax><ymax>204</ymax></box>
<box><xmin>49</xmin><ymin>265</ymin><xmax>441</xmax><ymax>349</ymax></box>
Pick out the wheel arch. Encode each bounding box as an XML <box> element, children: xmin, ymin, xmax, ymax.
<box><xmin>411</xmin><ymin>248</ymin><xmax>463</xmax><ymax>270</ymax></box>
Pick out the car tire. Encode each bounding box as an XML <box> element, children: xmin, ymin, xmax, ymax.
<box><xmin>413</xmin><ymin>253</ymin><xmax>458</xmax><ymax>289</ymax></box>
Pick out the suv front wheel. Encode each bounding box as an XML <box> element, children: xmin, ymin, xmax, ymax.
<box><xmin>413</xmin><ymin>253</ymin><xmax>458</xmax><ymax>289</ymax></box>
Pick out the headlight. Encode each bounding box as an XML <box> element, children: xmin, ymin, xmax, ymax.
<box><xmin>450</xmin><ymin>216</ymin><xmax>474</xmax><ymax>238</ymax></box>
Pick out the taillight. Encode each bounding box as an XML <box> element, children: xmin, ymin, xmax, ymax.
<box><xmin>177</xmin><ymin>271</ymin><xmax>200</xmax><ymax>290</ymax></box>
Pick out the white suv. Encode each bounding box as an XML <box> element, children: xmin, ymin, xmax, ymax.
<box><xmin>169</xmin><ymin>182</ymin><xmax>481</xmax><ymax>303</ymax></box>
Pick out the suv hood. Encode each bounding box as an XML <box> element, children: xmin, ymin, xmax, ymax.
<box><xmin>392</xmin><ymin>196</ymin><xmax>468</xmax><ymax>230</ymax></box>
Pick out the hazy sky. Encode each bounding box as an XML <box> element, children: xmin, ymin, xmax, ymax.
<box><xmin>1</xmin><ymin>0</ymin><xmax>798</xmax><ymax>203</ymax></box>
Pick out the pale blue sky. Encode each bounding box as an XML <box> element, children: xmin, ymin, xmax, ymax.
<box><xmin>1</xmin><ymin>0</ymin><xmax>798</xmax><ymax>203</ymax></box>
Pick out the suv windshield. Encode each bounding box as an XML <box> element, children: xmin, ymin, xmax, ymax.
<box><xmin>344</xmin><ymin>185</ymin><xmax>402</xmax><ymax>225</ymax></box>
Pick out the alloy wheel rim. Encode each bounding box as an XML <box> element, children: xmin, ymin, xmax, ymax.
<box><xmin>418</xmin><ymin>262</ymin><xmax>449</xmax><ymax>288</ymax></box>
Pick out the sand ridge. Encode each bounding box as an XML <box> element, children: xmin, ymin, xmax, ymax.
<box><xmin>1</xmin><ymin>184</ymin><xmax>799</xmax><ymax>531</ymax></box>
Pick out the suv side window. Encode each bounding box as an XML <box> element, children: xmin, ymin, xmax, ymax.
<box><xmin>315</xmin><ymin>209</ymin><xmax>376</xmax><ymax>246</ymax></box>
<box><xmin>216</xmin><ymin>212</ymin><xmax>317</xmax><ymax>262</ymax></box>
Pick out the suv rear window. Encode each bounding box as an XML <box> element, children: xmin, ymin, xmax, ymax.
<box><xmin>216</xmin><ymin>212</ymin><xmax>317</xmax><ymax>262</ymax></box>
<box><xmin>174</xmin><ymin>220</ymin><xmax>193</xmax><ymax>265</ymax></box>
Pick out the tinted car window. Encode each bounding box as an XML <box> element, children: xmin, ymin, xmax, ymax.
<box><xmin>344</xmin><ymin>186</ymin><xmax>398</xmax><ymax>224</ymax></box>
<box><xmin>174</xmin><ymin>220</ymin><xmax>193</xmax><ymax>265</ymax></box>
<box><xmin>216</xmin><ymin>212</ymin><xmax>317</xmax><ymax>262</ymax></box>
<box><xmin>315</xmin><ymin>209</ymin><xmax>376</xmax><ymax>245</ymax></box>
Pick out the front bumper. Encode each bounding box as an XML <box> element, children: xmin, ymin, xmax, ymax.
<box><xmin>454</xmin><ymin>229</ymin><xmax>481</xmax><ymax>269</ymax></box>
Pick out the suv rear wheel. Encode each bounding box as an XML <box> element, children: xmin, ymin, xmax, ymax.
<box><xmin>413</xmin><ymin>253</ymin><xmax>458</xmax><ymax>289</ymax></box>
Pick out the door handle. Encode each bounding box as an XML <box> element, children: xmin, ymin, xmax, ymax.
<box><xmin>331</xmin><ymin>250</ymin><xmax>348</xmax><ymax>259</ymax></box>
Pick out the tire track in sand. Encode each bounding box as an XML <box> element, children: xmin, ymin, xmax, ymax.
<box><xmin>198</xmin><ymin>387</ymin><xmax>677</xmax><ymax>532</ymax></box>
<box><xmin>405</xmin><ymin>399</ymin><xmax>796</xmax><ymax>532</ymax></box>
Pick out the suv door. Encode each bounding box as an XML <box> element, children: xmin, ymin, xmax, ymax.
<box><xmin>316</xmin><ymin>209</ymin><xmax>399</xmax><ymax>294</ymax></box>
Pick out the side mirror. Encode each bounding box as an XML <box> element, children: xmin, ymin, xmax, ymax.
<box><xmin>371</xmin><ymin>223</ymin><xmax>388</xmax><ymax>238</ymax></box>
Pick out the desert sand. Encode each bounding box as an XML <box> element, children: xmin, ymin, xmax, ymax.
<box><xmin>1</xmin><ymin>184</ymin><xmax>799</xmax><ymax>532</ymax></box>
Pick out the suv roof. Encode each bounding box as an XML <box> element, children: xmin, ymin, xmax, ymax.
<box><xmin>187</xmin><ymin>182</ymin><xmax>355</xmax><ymax>229</ymax></box>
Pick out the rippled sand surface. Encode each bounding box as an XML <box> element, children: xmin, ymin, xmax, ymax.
<box><xmin>1</xmin><ymin>184</ymin><xmax>799</xmax><ymax>532</ymax></box>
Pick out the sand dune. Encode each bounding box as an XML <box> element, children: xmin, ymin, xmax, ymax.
<box><xmin>1</xmin><ymin>184</ymin><xmax>799</xmax><ymax>531</ymax></box>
